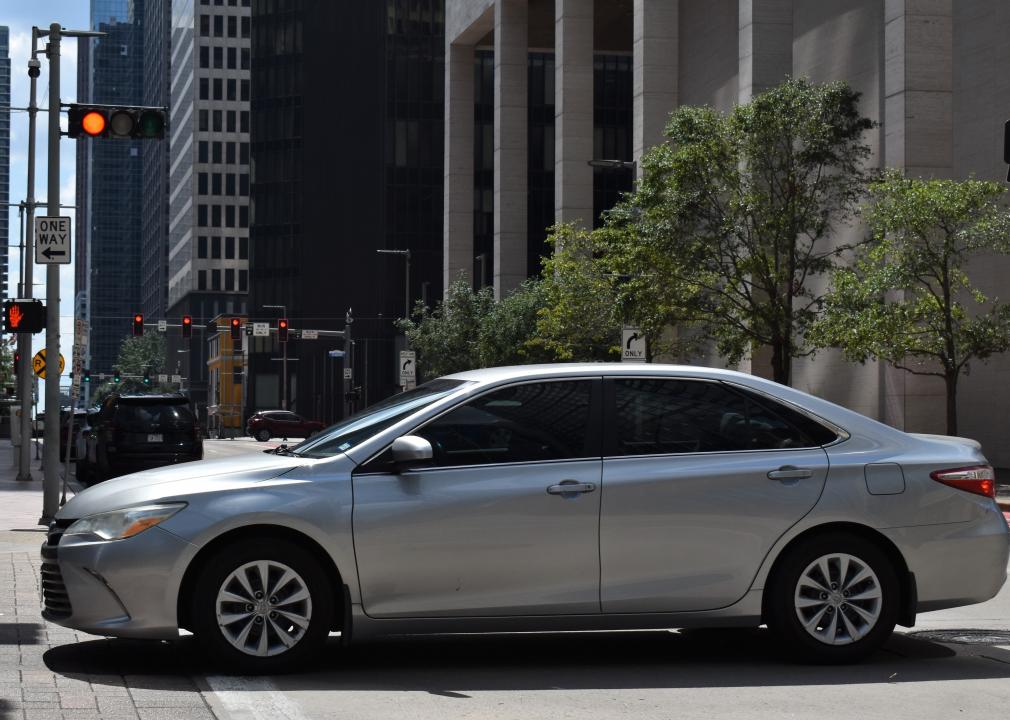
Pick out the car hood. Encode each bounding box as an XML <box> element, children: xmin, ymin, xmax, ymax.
<box><xmin>59</xmin><ymin>453</ymin><xmax>309</xmax><ymax>520</ymax></box>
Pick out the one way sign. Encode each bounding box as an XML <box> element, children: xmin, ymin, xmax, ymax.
<box><xmin>35</xmin><ymin>216</ymin><xmax>71</xmax><ymax>265</ymax></box>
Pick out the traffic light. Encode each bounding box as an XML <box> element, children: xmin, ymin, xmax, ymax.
<box><xmin>278</xmin><ymin>318</ymin><xmax>289</xmax><ymax>343</ymax></box>
<box><xmin>182</xmin><ymin>315</ymin><xmax>192</xmax><ymax>339</ymax></box>
<box><xmin>133</xmin><ymin>313</ymin><xmax>144</xmax><ymax>336</ymax></box>
<box><xmin>143</xmin><ymin>370</ymin><xmax>151</xmax><ymax>386</ymax></box>
<box><xmin>113</xmin><ymin>370</ymin><xmax>121</xmax><ymax>384</ymax></box>
<box><xmin>83</xmin><ymin>369</ymin><xmax>91</xmax><ymax>383</ymax></box>
<box><xmin>3</xmin><ymin>300</ymin><xmax>46</xmax><ymax>333</ymax></box>
<box><xmin>230</xmin><ymin>317</ymin><xmax>241</xmax><ymax>341</ymax></box>
<box><xmin>67</xmin><ymin>104</ymin><xmax>166</xmax><ymax>140</ymax></box>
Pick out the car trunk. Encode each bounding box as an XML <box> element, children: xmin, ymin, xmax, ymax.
<box><xmin>113</xmin><ymin>403</ymin><xmax>199</xmax><ymax>454</ymax></box>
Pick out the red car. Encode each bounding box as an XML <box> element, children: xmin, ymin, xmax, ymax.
<box><xmin>245</xmin><ymin>410</ymin><xmax>325</xmax><ymax>442</ymax></box>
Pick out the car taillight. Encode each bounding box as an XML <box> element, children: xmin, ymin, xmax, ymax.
<box><xmin>930</xmin><ymin>465</ymin><xmax>996</xmax><ymax>499</ymax></box>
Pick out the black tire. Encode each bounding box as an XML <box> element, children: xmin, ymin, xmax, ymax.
<box><xmin>256</xmin><ymin>429</ymin><xmax>271</xmax><ymax>442</ymax></box>
<box><xmin>190</xmin><ymin>538</ymin><xmax>332</xmax><ymax>673</ymax></box>
<box><xmin>766</xmin><ymin>532</ymin><xmax>899</xmax><ymax>664</ymax></box>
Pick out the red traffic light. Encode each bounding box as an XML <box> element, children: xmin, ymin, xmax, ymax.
<box><xmin>82</xmin><ymin>111</ymin><xmax>106</xmax><ymax>136</ymax></box>
<box><xmin>278</xmin><ymin>318</ymin><xmax>289</xmax><ymax>343</ymax></box>
<box><xmin>133</xmin><ymin>313</ymin><xmax>144</xmax><ymax>336</ymax></box>
<box><xmin>230</xmin><ymin>317</ymin><xmax>242</xmax><ymax>340</ymax></box>
<box><xmin>182</xmin><ymin>315</ymin><xmax>193</xmax><ymax>338</ymax></box>
<box><xmin>68</xmin><ymin>104</ymin><xmax>167</xmax><ymax>140</ymax></box>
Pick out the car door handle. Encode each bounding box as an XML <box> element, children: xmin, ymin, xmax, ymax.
<box><xmin>767</xmin><ymin>466</ymin><xmax>814</xmax><ymax>480</ymax></box>
<box><xmin>546</xmin><ymin>481</ymin><xmax>597</xmax><ymax>495</ymax></box>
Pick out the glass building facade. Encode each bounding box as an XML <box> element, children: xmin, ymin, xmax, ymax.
<box><xmin>0</xmin><ymin>27</ymin><xmax>10</xmax><ymax>299</ymax></box>
<box><xmin>77</xmin><ymin>0</ymin><xmax>146</xmax><ymax>376</ymax></box>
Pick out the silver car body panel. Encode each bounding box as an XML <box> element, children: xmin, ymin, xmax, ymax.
<box><xmin>48</xmin><ymin>364</ymin><xmax>1009</xmax><ymax>642</ymax></box>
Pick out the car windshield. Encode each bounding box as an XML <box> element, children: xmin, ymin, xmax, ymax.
<box><xmin>290</xmin><ymin>378</ymin><xmax>470</xmax><ymax>459</ymax></box>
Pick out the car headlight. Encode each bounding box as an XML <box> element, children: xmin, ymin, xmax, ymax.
<box><xmin>64</xmin><ymin>503</ymin><xmax>187</xmax><ymax>541</ymax></box>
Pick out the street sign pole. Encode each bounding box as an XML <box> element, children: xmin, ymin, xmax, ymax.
<box><xmin>16</xmin><ymin>31</ymin><xmax>40</xmax><ymax>483</ymax></box>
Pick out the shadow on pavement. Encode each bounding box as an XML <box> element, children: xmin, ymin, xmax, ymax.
<box><xmin>43</xmin><ymin>627</ymin><xmax>1010</xmax><ymax>691</ymax></box>
<box><xmin>0</xmin><ymin>622</ymin><xmax>44</xmax><ymax>645</ymax></box>
<box><xmin>0</xmin><ymin>698</ymin><xmax>19</xmax><ymax>720</ymax></box>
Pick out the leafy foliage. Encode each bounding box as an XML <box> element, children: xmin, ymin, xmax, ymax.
<box><xmin>91</xmin><ymin>333</ymin><xmax>173</xmax><ymax>403</ymax></box>
<box><xmin>811</xmin><ymin>171</ymin><xmax>1010</xmax><ymax>434</ymax></box>
<box><xmin>619</xmin><ymin>78</ymin><xmax>873</xmax><ymax>382</ymax></box>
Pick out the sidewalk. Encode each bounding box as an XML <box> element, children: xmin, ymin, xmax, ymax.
<box><xmin>0</xmin><ymin>442</ymin><xmax>217</xmax><ymax>720</ymax></box>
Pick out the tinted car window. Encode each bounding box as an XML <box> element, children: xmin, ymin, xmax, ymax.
<box><xmin>113</xmin><ymin>403</ymin><xmax>195</xmax><ymax>431</ymax></box>
<box><xmin>415</xmin><ymin>381</ymin><xmax>594</xmax><ymax>467</ymax></box>
<box><xmin>612</xmin><ymin>379</ymin><xmax>831</xmax><ymax>455</ymax></box>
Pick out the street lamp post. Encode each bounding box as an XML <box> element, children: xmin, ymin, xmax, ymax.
<box><xmin>263</xmin><ymin>304</ymin><xmax>288</xmax><ymax>410</ymax></box>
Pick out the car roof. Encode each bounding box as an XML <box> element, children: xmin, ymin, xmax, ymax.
<box><xmin>113</xmin><ymin>393</ymin><xmax>189</xmax><ymax>404</ymax></box>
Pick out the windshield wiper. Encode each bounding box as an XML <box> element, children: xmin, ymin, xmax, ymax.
<box><xmin>264</xmin><ymin>443</ymin><xmax>296</xmax><ymax>456</ymax></box>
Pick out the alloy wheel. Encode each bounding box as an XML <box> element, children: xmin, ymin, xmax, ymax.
<box><xmin>215</xmin><ymin>560</ymin><xmax>313</xmax><ymax>657</ymax></box>
<box><xmin>793</xmin><ymin>552</ymin><xmax>882</xmax><ymax>646</ymax></box>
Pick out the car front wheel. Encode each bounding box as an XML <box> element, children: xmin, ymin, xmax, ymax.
<box><xmin>255</xmin><ymin>428</ymin><xmax>271</xmax><ymax>442</ymax></box>
<box><xmin>766</xmin><ymin>533</ymin><xmax>899</xmax><ymax>663</ymax></box>
<box><xmin>191</xmin><ymin>539</ymin><xmax>332</xmax><ymax>673</ymax></box>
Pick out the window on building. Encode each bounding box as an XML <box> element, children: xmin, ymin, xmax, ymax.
<box><xmin>239</xmin><ymin>174</ymin><xmax>249</xmax><ymax>196</ymax></box>
<box><xmin>198</xmin><ymin>236</ymin><xmax>208</xmax><ymax>258</ymax></box>
<box><xmin>199</xmin><ymin>46</ymin><xmax>209</xmax><ymax>68</ymax></box>
<box><xmin>227</xmin><ymin>15</ymin><xmax>237</xmax><ymax>37</ymax></box>
<box><xmin>225</xmin><ymin>236</ymin><xmax>235</xmax><ymax>259</ymax></box>
<box><xmin>212</xmin><ymin>205</ymin><xmax>222</xmax><ymax>227</ymax></box>
<box><xmin>239</xmin><ymin>206</ymin><xmax>249</xmax><ymax>228</ymax></box>
<box><xmin>213</xmin><ymin>78</ymin><xmax>222</xmax><ymax>100</ymax></box>
<box><xmin>212</xmin><ymin>173</ymin><xmax>222</xmax><ymax>195</ymax></box>
<box><xmin>239</xmin><ymin>269</ymin><xmax>248</xmax><ymax>292</ymax></box>
<box><xmin>199</xmin><ymin>77</ymin><xmax>209</xmax><ymax>100</ymax></box>
<box><xmin>198</xmin><ymin>204</ymin><xmax>208</xmax><ymax>226</ymax></box>
<box><xmin>240</xmin><ymin>110</ymin><xmax>249</xmax><ymax>133</ymax></box>
<box><xmin>241</xmin><ymin>16</ymin><xmax>250</xmax><ymax>38</ymax></box>
<box><xmin>198</xmin><ymin>173</ymin><xmax>208</xmax><ymax>195</ymax></box>
<box><xmin>212</xmin><ymin>109</ymin><xmax>222</xmax><ymax>132</ymax></box>
<box><xmin>240</xmin><ymin>79</ymin><xmax>249</xmax><ymax>102</ymax></box>
<box><xmin>198</xmin><ymin>270</ymin><xmax>207</xmax><ymax>290</ymax></box>
<box><xmin>200</xmin><ymin>15</ymin><xmax>210</xmax><ymax>36</ymax></box>
<box><xmin>212</xmin><ymin>269</ymin><xmax>221</xmax><ymax>290</ymax></box>
<box><xmin>214</xmin><ymin>15</ymin><xmax>224</xmax><ymax>37</ymax></box>
<box><xmin>213</xmin><ymin>46</ymin><xmax>223</xmax><ymax>69</ymax></box>
<box><xmin>212</xmin><ymin>142</ymin><xmax>223</xmax><ymax>163</ymax></box>
<box><xmin>239</xmin><ymin>237</ymin><xmax>248</xmax><ymax>259</ymax></box>
<box><xmin>226</xmin><ymin>142</ymin><xmax>236</xmax><ymax>163</ymax></box>
<box><xmin>226</xmin><ymin>46</ymin><xmax>235</xmax><ymax>69</ymax></box>
<box><xmin>226</xmin><ymin>206</ymin><xmax>236</xmax><ymax>227</ymax></box>
<box><xmin>239</xmin><ymin>143</ymin><xmax>249</xmax><ymax>164</ymax></box>
<box><xmin>199</xmin><ymin>141</ymin><xmax>209</xmax><ymax>162</ymax></box>
<box><xmin>199</xmin><ymin>110</ymin><xmax>208</xmax><ymax>132</ymax></box>
<box><xmin>225</xmin><ymin>268</ymin><xmax>235</xmax><ymax>291</ymax></box>
<box><xmin>211</xmin><ymin>236</ymin><xmax>221</xmax><ymax>259</ymax></box>
<box><xmin>227</xmin><ymin>110</ymin><xmax>236</xmax><ymax>132</ymax></box>
<box><xmin>227</xmin><ymin>79</ymin><xmax>236</xmax><ymax>101</ymax></box>
<box><xmin>241</xmin><ymin>47</ymin><xmax>250</xmax><ymax>69</ymax></box>
<box><xmin>225</xmin><ymin>174</ymin><xmax>236</xmax><ymax>195</ymax></box>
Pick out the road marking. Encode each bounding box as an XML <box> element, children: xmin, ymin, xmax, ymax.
<box><xmin>205</xmin><ymin>676</ymin><xmax>311</xmax><ymax>720</ymax></box>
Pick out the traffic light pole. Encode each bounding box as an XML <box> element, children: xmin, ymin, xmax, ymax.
<box><xmin>41</xmin><ymin>23</ymin><xmax>62</xmax><ymax>524</ymax></box>
<box><xmin>16</xmin><ymin>32</ymin><xmax>40</xmax><ymax>483</ymax></box>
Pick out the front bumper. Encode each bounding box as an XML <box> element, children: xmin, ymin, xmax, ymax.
<box><xmin>41</xmin><ymin>521</ymin><xmax>197</xmax><ymax>639</ymax></box>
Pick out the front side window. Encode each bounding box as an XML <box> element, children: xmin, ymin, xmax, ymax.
<box><xmin>612</xmin><ymin>379</ymin><xmax>832</xmax><ymax>456</ymax></box>
<box><xmin>413</xmin><ymin>381</ymin><xmax>594</xmax><ymax>467</ymax></box>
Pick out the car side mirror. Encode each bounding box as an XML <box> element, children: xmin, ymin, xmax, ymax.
<box><xmin>390</xmin><ymin>435</ymin><xmax>433</xmax><ymax>470</ymax></box>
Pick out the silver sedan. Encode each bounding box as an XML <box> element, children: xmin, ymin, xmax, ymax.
<box><xmin>42</xmin><ymin>364</ymin><xmax>1009</xmax><ymax>671</ymax></box>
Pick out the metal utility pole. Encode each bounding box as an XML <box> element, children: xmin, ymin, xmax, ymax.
<box><xmin>16</xmin><ymin>35</ymin><xmax>40</xmax><ymax>483</ymax></box>
<box><xmin>263</xmin><ymin>304</ymin><xmax>288</xmax><ymax>409</ymax></box>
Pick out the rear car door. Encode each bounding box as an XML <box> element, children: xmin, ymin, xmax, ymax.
<box><xmin>353</xmin><ymin>378</ymin><xmax>603</xmax><ymax>618</ymax></box>
<box><xmin>600</xmin><ymin>378</ymin><xmax>834</xmax><ymax>613</ymax></box>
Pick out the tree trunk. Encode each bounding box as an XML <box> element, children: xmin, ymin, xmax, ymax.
<box><xmin>944</xmin><ymin>370</ymin><xmax>958</xmax><ymax>436</ymax></box>
<box><xmin>770</xmin><ymin>338</ymin><xmax>790</xmax><ymax>385</ymax></box>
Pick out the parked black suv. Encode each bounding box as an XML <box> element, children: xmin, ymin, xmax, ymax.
<box><xmin>76</xmin><ymin>393</ymin><xmax>203</xmax><ymax>485</ymax></box>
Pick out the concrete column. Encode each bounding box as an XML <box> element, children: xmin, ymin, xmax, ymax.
<box><xmin>881</xmin><ymin>0</ymin><xmax>952</xmax><ymax>433</ymax></box>
<box><xmin>738</xmin><ymin>0</ymin><xmax>793</xmax><ymax>103</ymax></box>
<box><xmin>555</xmin><ymin>0</ymin><xmax>594</xmax><ymax>227</ymax></box>
<box><xmin>633</xmin><ymin>0</ymin><xmax>678</xmax><ymax>175</ymax></box>
<box><xmin>444</xmin><ymin>42</ymin><xmax>475</xmax><ymax>289</ymax></box>
<box><xmin>494</xmin><ymin>0</ymin><xmax>528</xmax><ymax>297</ymax></box>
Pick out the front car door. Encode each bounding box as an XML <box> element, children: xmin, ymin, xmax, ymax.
<box><xmin>600</xmin><ymin>377</ymin><xmax>836</xmax><ymax>613</ymax></box>
<box><xmin>352</xmin><ymin>378</ymin><xmax>603</xmax><ymax>618</ymax></box>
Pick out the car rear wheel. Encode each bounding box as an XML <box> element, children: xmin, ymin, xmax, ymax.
<box><xmin>766</xmin><ymin>533</ymin><xmax>898</xmax><ymax>663</ymax></box>
<box><xmin>255</xmin><ymin>429</ymin><xmax>271</xmax><ymax>442</ymax></box>
<box><xmin>191</xmin><ymin>539</ymin><xmax>332</xmax><ymax>673</ymax></box>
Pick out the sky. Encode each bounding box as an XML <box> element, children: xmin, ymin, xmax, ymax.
<box><xmin>3</xmin><ymin>1</ymin><xmax>91</xmax><ymax>389</ymax></box>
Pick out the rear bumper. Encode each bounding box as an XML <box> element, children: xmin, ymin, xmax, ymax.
<box><xmin>882</xmin><ymin>505</ymin><xmax>1010</xmax><ymax>613</ymax></box>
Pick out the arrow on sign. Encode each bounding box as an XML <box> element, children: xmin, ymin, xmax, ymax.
<box><xmin>625</xmin><ymin>332</ymin><xmax>642</xmax><ymax>349</ymax></box>
<box><xmin>402</xmin><ymin>359</ymin><xmax>413</xmax><ymax>371</ymax></box>
<box><xmin>41</xmin><ymin>247</ymin><xmax>67</xmax><ymax>260</ymax></box>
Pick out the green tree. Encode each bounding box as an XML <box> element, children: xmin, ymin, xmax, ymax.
<box><xmin>92</xmin><ymin>333</ymin><xmax>172</xmax><ymax>403</ymax></box>
<box><xmin>621</xmin><ymin>78</ymin><xmax>873</xmax><ymax>383</ymax></box>
<box><xmin>811</xmin><ymin>172</ymin><xmax>1010</xmax><ymax>435</ymax></box>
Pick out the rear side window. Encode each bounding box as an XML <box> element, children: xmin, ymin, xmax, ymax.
<box><xmin>415</xmin><ymin>381</ymin><xmax>595</xmax><ymax>467</ymax></box>
<box><xmin>114</xmin><ymin>403</ymin><xmax>195</xmax><ymax>431</ymax></box>
<box><xmin>611</xmin><ymin>379</ymin><xmax>835</xmax><ymax>456</ymax></box>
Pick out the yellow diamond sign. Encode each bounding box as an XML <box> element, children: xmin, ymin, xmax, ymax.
<box><xmin>32</xmin><ymin>348</ymin><xmax>65</xmax><ymax>380</ymax></box>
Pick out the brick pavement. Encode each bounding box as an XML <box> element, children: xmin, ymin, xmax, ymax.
<box><xmin>0</xmin><ymin>443</ymin><xmax>221</xmax><ymax>720</ymax></box>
